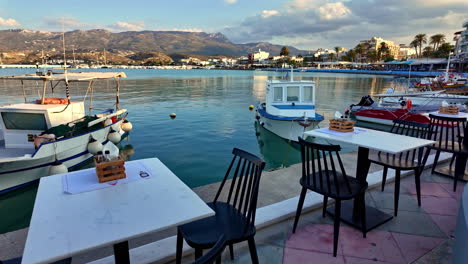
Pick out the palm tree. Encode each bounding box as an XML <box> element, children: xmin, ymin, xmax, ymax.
<box><xmin>423</xmin><ymin>46</ymin><xmax>433</xmax><ymax>58</ymax></box>
<box><xmin>334</xmin><ymin>46</ymin><xmax>342</xmax><ymax>61</ymax></box>
<box><xmin>429</xmin><ymin>34</ymin><xmax>446</xmax><ymax>50</ymax></box>
<box><xmin>354</xmin><ymin>44</ymin><xmax>364</xmax><ymax>63</ymax></box>
<box><xmin>378</xmin><ymin>42</ymin><xmax>390</xmax><ymax>60</ymax></box>
<box><xmin>414</xmin><ymin>34</ymin><xmax>427</xmax><ymax>58</ymax></box>
<box><xmin>410</xmin><ymin>40</ymin><xmax>419</xmax><ymax>58</ymax></box>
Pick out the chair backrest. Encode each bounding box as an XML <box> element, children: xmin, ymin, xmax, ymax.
<box><xmin>213</xmin><ymin>148</ymin><xmax>266</xmax><ymax>229</ymax></box>
<box><xmin>192</xmin><ymin>235</ymin><xmax>226</xmax><ymax>264</ymax></box>
<box><xmin>385</xmin><ymin>119</ymin><xmax>431</xmax><ymax>164</ymax></box>
<box><xmin>428</xmin><ymin>114</ymin><xmax>467</xmax><ymax>152</ymax></box>
<box><xmin>297</xmin><ymin>137</ymin><xmax>353</xmax><ymax>196</ymax></box>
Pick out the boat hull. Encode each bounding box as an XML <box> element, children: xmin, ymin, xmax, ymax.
<box><xmin>354</xmin><ymin>109</ymin><xmax>430</xmax><ymax>126</ymax></box>
<box><xmin>257</xmin><ymin>113</ymin><xmax>322</xmax><ymax>142</ymax></box>
<box><xmin>0</xmin><ymin>120</ymin><xmax>127</xmax><ymax>194</ymax></box>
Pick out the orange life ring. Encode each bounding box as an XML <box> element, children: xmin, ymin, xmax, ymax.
<box><xmin>36</xmin><ymin>98</ymin><xmax>70</xmax><ymax>104</ymax></box>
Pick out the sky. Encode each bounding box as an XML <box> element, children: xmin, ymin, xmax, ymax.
<box><xmin>0</xmin><ymin>0</ymin><xmax>467</xmax><ymax>50</ymax></box>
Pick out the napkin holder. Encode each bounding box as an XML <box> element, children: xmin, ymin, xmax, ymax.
<box><xmin>438</xmin><ymin>105</ymin><xmax>459</xmax><ymax>115</ymax></box>
<box><xmin>94</xmin><ymin>156</ymin><xmax>126</xmax><ymax>183</ymax></box>
<box><xmin>329</xmin><ymin>119</ymin><xmax>355</xmax><ymax>132</ymax></box>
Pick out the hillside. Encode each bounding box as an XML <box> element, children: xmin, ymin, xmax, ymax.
<box><xmin>0</xmin><ymin>29</ymin><xmax>306</xmax><ymax>57</ymax></box>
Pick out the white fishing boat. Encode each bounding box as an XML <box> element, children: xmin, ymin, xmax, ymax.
<box><xmin>0</xmin><ymin>71</ymin><xmax>133</xmax><ymax>193</ymax></box>
<box><xmin>255</xmin><ymin>72</ymin><xmax>324</xmax><ymax>141</ymax></box>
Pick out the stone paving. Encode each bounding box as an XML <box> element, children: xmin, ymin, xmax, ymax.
<box><xmin>200</xmin><ymin>168</ymin><xmax>464</xmax><ymax>264</ymax></box>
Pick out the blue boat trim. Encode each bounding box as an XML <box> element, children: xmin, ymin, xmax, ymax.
<box><xmin>272</xmin><ymin>105</ymin><xmax>315</xmax><ymax>110</ymax></box>
<box><xmin>257</xmin><ymin>106</ymin><xmax>324</xmax><ymax>121</ymax></box>
<box><xmin>0</xmin><ymin>179</ymin><xmax>40</xmax><ymax>194</ymax></box>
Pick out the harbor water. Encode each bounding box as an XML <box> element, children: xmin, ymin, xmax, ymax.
<box><xmin>0</xmin><ymin>68</ymin><xmax>394</xmax><ymax>234</ymax></box>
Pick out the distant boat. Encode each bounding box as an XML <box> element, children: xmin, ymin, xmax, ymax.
<box><xmin>255</xmin><ymin>70</ymin><xmax>324</xmax><ymax>141</ymax></box>
<box><xmin>0</xmin><ymin>71</ymin><xmax>132</xmax><ymax>193</ymax></box>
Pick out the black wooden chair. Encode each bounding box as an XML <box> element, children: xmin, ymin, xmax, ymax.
<box><xmin>192</xmin><ymin>235</ymin><xmax>226</xmax><ymax>264</ymax></box>
<box><xmin>176</xmin><ymin>148</ymin><xmax>266</xmax><ymax>264</ymax></box>
<box><xmin>293</xmin><ymin>138</ymin><xmax>368</xmax><ymax>257</ymax></box>
<box><xmin>369</xmin><ymin>119</ymin><xmax>431</xmax><ymax>216</ymax></box>
<box><xmin>428</xmin><ymin>114</ymin><xmax>467</xmax><ymax>191</ymax></box>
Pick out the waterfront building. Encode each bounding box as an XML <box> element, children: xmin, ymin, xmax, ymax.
<box><xmin>360</xmin><ymin>37</ymin><xmax>400</xmax><ymax>59</ymax></box>
<box><xmin>397</xmin><ymin>44</ymin><xmax>417</xmax><ymax>60</ymax></box>
<box><xmin>248</xmin><ymin>49</ymin><xmax>270</xmax><ymax>64</ymax></box>
<box><xmin>455</xmin><ymin>21</ymin><xmax>468</xmax><ymax>61</ymax></box>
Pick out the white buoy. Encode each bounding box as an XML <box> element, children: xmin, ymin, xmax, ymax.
<box><xmin>87</xmin><ymin>137</ymin><xmax>103</xmax><ymax>154</ymax></box>
<box><xmin>121</xmin><ymin>119</ymin><xmax>133</xmax><ymax>132</ymax></box>
<box><xmin>49</xmin><ymin>160</ymin><xmax>68</xmax><ymax>175</ymax></box>
<box><xmin>104</xmin><ymin>118</ymin><xmax>113</xmax><ymax>126</ymax></box>
<box><xmin>107</xmin><ymin>128</ymin><xmax>121</xmax><ymax>144</ymax></box>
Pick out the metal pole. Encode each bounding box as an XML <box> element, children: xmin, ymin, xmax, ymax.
<box><xmin>89</xmin><ymin>80</ymin><xmax>94</xmax><ymax>113</ymax></box>
<box><xmin>21</xmin><ymin>80</ymin><xmax>26</xmax><ymax>103</ymax></box>
<box><xmin>115</xmin><ymin>78</ymin><xmax>120</xmax><ymax>111</ymax></box>
<box><xmin>41</xmin><ymin>80</ymin><xmax>47</xmax><ymax>104</ymax></box>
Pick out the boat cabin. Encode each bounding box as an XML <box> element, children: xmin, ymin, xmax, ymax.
<box><xmin>265</xmin><ymin>80</ymin><xmax>316</xmax><ymax>118</ymax></box>
<box><xmin>0</xmin><ymin>102</ymin><xmax>85</xmax><ymax>149</ymax></box>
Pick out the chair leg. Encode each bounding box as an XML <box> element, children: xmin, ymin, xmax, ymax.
<box><xmin>195</xmin><ymin>248</ymin><xmax>203</xmax><ymax>260</ymax></box>
<box><xmin>322</xmin><ymin>195</ymin><xmax>328</xmax><ymax>218</ymax></box>
<box><xmin>360</xmin><ymin>196</ymin><xmax>367</xmax><ymax>238</ymax></box>
<box><xmin>247</xmin><ymin>237</ymin><xmax>259</xmax><ymax>264</ymax></box>
<box><xmin>293</xmin><ymin>187</ymin><xmax>307</xmax><ymax>233</ymax></box>
<box><xmin>333</xmin><ymin>200</ymin><xmax>341</xmax><ymax>257</ymax></box>
<box><xmin>381</xmin><ymin>166</ymin><xmax>388</xmax><ymax>192</ymax></box>
<box><xmin>431</xmin><ymin>150</ymin><xmax>441</xmax><ymax>174</ymax></box>
<box><xmin>414</xmin><ymin>168</ymin><xmax>422</xmax><ymax>207</ymax></box>
<box><xmin>394</xmin><ymin>170</ymin><xmax>401</xmax><ymax>217</ymax></box>
<box><xmin>229</xmin><ymin>243</ymin><xmax>234</xmax><ymax>260</ymax></box>
<box><xmin>449</xmin><ymin>153</ymin><xmax>456</xmax><ymax>168</ymax></box>
<box><xmin>176</xmin><ymin>229</ymin><xmax>183</xmax><ymax>264</ymax></box>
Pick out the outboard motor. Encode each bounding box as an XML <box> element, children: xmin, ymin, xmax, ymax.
<box><xmin>356</xmin><ymin>95</ymin><xmax>374</xmax><ymax>106</ymax></box>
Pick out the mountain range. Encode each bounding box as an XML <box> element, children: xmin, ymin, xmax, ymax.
<box><xmin>0</xmin><ymin>29</ymin><xmax>306</xmax><ymax>58</ymax></box>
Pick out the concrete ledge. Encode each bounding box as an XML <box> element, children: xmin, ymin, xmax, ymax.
<box><xmin>89</xmin><ymin>152</ymin><xmax>451</xmax><ymax>264</ymax></box>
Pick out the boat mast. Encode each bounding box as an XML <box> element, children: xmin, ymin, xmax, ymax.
<box><xmin>62</xmin><ymin>23</ymin><xmax>70</xmax><ymax>102</ymax></box>
<box><xmin>444</xmin><ymin>54</ymin><xmax>451</xmax><ymax>82</ymax></box>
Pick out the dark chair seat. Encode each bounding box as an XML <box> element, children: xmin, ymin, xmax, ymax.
<box><xmin>179</xmin><ymin>202</ymin><xmax>256</xmax><ymax>249</ymax></box>
<box><xmin>369</xmin><ymin>153</ymin><xmax>423</xmax><ymax>170</ymax></box>
<box><xmin>176</xmin><ymin>148</ymin><xmax>265</xmax><ymax>264</ymax></box>
<box><xmin>300</xmin><ymin>171</ymin><xmax>368</xmax><ymax>200</ymax></box>
<box><xmin>429</xmin><ymin>142</ymin><xmax>468</xmax><ymax>154</ymax></box>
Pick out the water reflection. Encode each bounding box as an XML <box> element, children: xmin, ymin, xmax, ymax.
<box><xmin>254</xmin><ymin>121</ymin><xmax>301</xmax><ymax>169</ymax></box>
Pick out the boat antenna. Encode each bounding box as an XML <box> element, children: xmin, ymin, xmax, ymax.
<box><xmin>290</xmin><ymin>65</ymin><xmax>293</xmax><ymax>82</ymax></box>
<box><xmin>444</xmin><ymin>53</ymin><xmax>451</xmax><ymax>82</ymax></box>
<box><xmin>61</xmin><ymin>22</ymin><xmax>70</xmax><ymax>101</ymax></box>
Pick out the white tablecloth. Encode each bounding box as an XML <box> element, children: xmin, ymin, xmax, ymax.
<box><xmin>62</xmin><ymin>160</ymin><xmax>153</xmax><ymax>194</ymax></box>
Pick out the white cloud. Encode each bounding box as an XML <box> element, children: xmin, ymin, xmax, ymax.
<box><xmin>261</xmin><ymin>10</ymin><xmax>279</xmax><ymax>18</ymax></box>
<box><xmin>317</xmin><ymin>2</ymin><xmax>351</xmax><ymax>20</ymax></box>
<box><xmin>222</xmin><ymin>0</ymin><xmax>468</xmax><ymax>50</ymax></box>
<box><xmin>0</xmin><ymin>17</ymin><xmax>20</xmax><ymax>27</ymax></box>
<box><xmin>108</xmin><ymin>21</ymin><xmax>145</xmax><ymax>31</ymax></box>
<box><xmin>43</xmin><ymin>17</ymin><xmax>97</xmax><ymax>31</ymax></box>
<box><xmin>225</xmin><ymin>0</ymin><xmax>237</xmax><ymax>4</ymax></box>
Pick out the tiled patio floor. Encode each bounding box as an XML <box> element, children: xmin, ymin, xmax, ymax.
<box><xmin>216</xmin><ymin>167</ymin><xmax>464</xmax><ymax>264</ymax></box>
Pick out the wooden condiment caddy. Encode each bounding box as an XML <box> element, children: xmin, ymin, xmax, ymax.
<box><xmin>438</xmin><ymin>105</ymin><xmax>459</xmax><ymax>115</ymax></box>
<box><xmin>94</xmin><ymin>155</ymin><xmax>126</xmax><ymax>183</ymax></box>
<box><xmin>329</xmin><ymin>119</ymin><xmax>355</xmax><ymax>132</ymax></box>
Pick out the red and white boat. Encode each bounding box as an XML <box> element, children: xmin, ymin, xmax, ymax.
<box><xmin>353</xmin><ymin>108</ymin><xmax>430</xmax><ymax>126</ymax></box>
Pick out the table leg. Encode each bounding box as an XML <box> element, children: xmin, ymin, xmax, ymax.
<box><xmin>113</xmin><ymin>241</ymin><xmax>130</xmax><ymax>264</ymax></box>
<box><xmin>327</xmin><ymin>147</ymin><xmax>393</xmax><ymax>232</ymax></box>
<box><xmin>454</xmin><ymin>154</ymin><xmax>467</xmax><ymax>192</ymax></box>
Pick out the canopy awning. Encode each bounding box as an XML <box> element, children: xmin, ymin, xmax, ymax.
<box><xmin>0</xmin><ymin>71</ymin><xmax>127</xmax><ymax>82</ymax></box>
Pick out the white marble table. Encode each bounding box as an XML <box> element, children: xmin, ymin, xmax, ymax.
<box><xmin>22</xmin><ymin>158</ymin><xmax>214</xmax><ymax>264</ymax></box>
<box><xmin>304</xmin><ymin>127</ymin><xmax>435</xmax><ymax>232</ymax></box>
